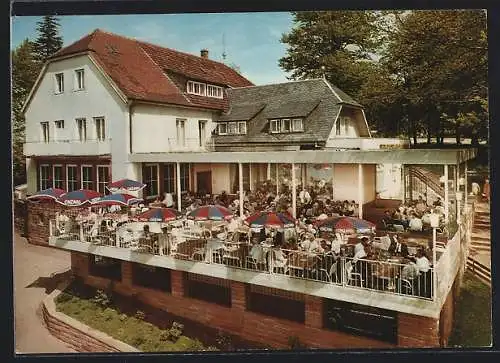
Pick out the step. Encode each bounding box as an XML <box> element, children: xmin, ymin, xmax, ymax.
<box><xmin>467</xmin><ymin>256</ymin><xmax>491</xmax><ymax>273</ymax></box>
<box><xmin>466</xmin><ymin>268</ymin><xmax>491</xmax><ymax>285</ymax></box>
<box><xmin>466</xmin><ymin>263</ymin><xmax>491</xmax><ymax>281</ymax></box>
<box><xmin>470</xmin><ymin>240</ymin><xmax>491</xmax><ymax>247</ymax></box>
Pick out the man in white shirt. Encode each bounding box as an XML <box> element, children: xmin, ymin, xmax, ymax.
<box><xmin>299</xmin><ymin>188</ymin><xmax>311</xmax><ymax>205</ymax></box>
<box><xmin>415</xmin><ymin>249</ymin><xmax>431</xmax><ymax>273</ymax></box>
<box><xmin>408</xmin><ymin>214</ymin><xmax>423</xmax><ymax>232</ymax></box>
<box><xmin>353</xmin><ymin>237</ymin><xmax>368</xmax><ymax>262</ymax></box>
<box><xmin>162</xmin><ymin>193</ymin><xmax>174</xmax><ymax>208</ymax></box>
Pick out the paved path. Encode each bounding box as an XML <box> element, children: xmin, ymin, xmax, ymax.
<box><xmin>14</xmin><ymin>233</ymin><xmax>76</xmax><ymax>354</ymax></box>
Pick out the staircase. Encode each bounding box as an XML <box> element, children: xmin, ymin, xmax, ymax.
<box><xmin>406</xmin><ymin>166</ymin><xmax>447</xmax><ymax>203</ymax></box>
<box><xmin>466</xmin><ymin>203</ymin><xmax>491</xmax><ymax>286</ymax></box>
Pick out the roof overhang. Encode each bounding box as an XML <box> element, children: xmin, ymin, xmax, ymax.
<box><xmin>129</xmin><ymin>148</ymin><xmax>478</xmax><ymax>165</ymax></box>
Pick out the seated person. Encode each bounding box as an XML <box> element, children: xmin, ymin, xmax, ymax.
<box><xmin>381</xmin><ymin>210</ymin><xmax>393</xmax><ymax>227</ymax></box>
<box><xmin>301</xmin><ymin>234</ymin><xmax>322</xmax><ymax>252</ymax></box>
<box><xmin>388</xmin><ymin>235</ymin><xmax>409</xmax><ymax>258</ymax></box>
<box><xmin>140</xmin><ymin>224</ymin><xmax>152</xmax><ymax>240</ymax></box>
<box><xmin>414</xmin><ymin>248</ymin><xmax>431</xmax><ymax>273</ymax></box>
<box><xmin>408</xmin><ymin>213</ymin><xmax>423</xmax><ymax>232</ymax></box>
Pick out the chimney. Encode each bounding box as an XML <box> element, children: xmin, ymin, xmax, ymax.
<box><xmin>200</xmin><ymin>49</ymin><xmax>209</xmax><ymax>59</ymax></box>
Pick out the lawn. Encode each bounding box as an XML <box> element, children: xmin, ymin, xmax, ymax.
<box><xmin>55</xmin><ymin>282</ymin><xmax>218</xmax><ymax>352</ymax></box>
<box><xmin>448</xmin><ymin>271</ymin><xmax>492</xmax><ymax>347</ymax></box>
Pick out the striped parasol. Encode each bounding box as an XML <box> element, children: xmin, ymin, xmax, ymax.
<box><xmin>27</xmin><ymin>188</ymin><xmax>66</xmax><ymax>201</ymax></box>
<box><xmin>56</xmin><ymin>189</ymin><xmax>102</xmax><ymax>207</ymax></box>
<box><xmin>187</xmin><ymin>205</ymin><xmax>233</xmax><ymax>221</ymax></box>
<box><xmin>315</xmin><ymin>216</ymin><xmax>375</xmax><ymax>234</ymax></box>
<box><xmin>106</xmin><ymin>179</ymin><xmax>146</xmax><ymax>193</ymax></box>
<box><xmin>244</xmin><ymin>211</ymin><xmax>296</xmax><ymax>229</ymax></box>
<box><xmin>132</xmin><ymin>207</ymin><xmax>182</xmax><ymax>222</ymax></box>
<box><xmin>90</xmin><ymin>193</ymin><xmax>143</xmax><ymax>207</ymax></box>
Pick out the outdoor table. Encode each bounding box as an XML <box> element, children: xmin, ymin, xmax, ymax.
<box><xmin>370</xmin><ymin>257</ymin><xmax>406</xmax><ymax>291</ymax></box>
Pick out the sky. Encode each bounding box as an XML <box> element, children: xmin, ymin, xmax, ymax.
<box><xmin>11</xmin><ymin>13</ymin><xmax>295</xmax><ymax>85</ymax></box>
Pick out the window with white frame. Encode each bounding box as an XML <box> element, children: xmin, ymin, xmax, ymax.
<box><xmin>39</xmin><ymin>165</ymin><xmax>51</xmax><ymax>190</ymax></box>
<box><xmin>81</xmin><ymin>165</ymin><xmax>93</xmax><ymax>190</ymax></box>
<box><xmin>336</xmin><ymin>116</ymin><xmax>350</xmax><ymax>136</ymax></box>
<box><xmin>162</xmin><ymin>164</ymin><xmax>175</xmax><ymax>193</ymax></box>
<box><xmin>176</xmin><ymin>119</ymin><xmax>186</xmax><ymax>147</ymax></box>
<box><xmin>74</xmin><ymin>69</ymin><xmax>85</xmax><ymax>90</ymax></box>
<box><xmin>206</xmin><ymin>84</ymin><xmax>223</xmax><ymax>99</ymax></box>
<box><xmin>269</xmin><ymin>118</ymin><xmax>304</xmax><ymax>134</ymax></box>
<box><xmin>282</xmin><ymin>119</ymin><xmax>292</xmax><ymax>132</ymax></box>
<box><xmin>198</xmin><ymin>120</ymin><xmax>207</xmax><ymax>147</ymax></box>
<box><xmin>97</xmin><ymin>166</ymin><xmax>110</xmax><ymax>194</ymax></box>
<box><xmin>143</xmin><ymin>164</ymin><xmax>158</xmax><ymax>196</ymax></box>
<box><xmin>40</xmin><ymin>122</ymin><xmax>50</xmax><ymax>142</ymax></box>
<box><xmin>270</xmin><ymin>119</ymin><xmax>280</xmax><ymax>133</ymax></box>
<box><xmin>66</xmin><ymin>165</ymin><xmax>78</xmax><ymax>192</ymax></box>
<box><xmin>228</xmin><ymin>122</ymin><xmax>238</xmax><ymax>135</ymax></box>
<box><xmin>54</xmin><ymin>120</ymin><xmax>64</xmax><ymax>129</ymax></box>
<box><xmin>187</xmin><ymin>80</ymin><xmax>224</xmax><ymax>99</ymax></box>
<box><xmin>292</xmin><ymin>118</ymin><xmax>304</xmax><ymax>132</ymax></box>
<box><xmin>180</xmin><ymin>163</ymin><xmax>190</xmax><ymax>192</ymax></box>
<box><xmin>53</xmin><ymin>165</ymin><xmax>64</xmax><ymax>189</ymax></box>
<box><xmin>187</xmin><ymin>81</ymin><xmax>206</xmax><ymax>96</ymax></box>
<box><xmin>217</xmin><ymin>123</ymin><xmax>228</xmax><ymax>135</ymax></box>
<box><xmin>238</xmin><ymin>121</ymin><xmax>247</xmax><ymax>135</ymax></box>
<box><xmin>76</xmin><ymin>118</ymin><xmax>87</xmax><ymax>141</ymax></box>
<box><xmin>94</xmin><ymin>117</ymin><xmax>105</xmax><ymax>141</ymax></box>
<box><xmin>55</xmin><ymin>73</ymin><xmax>64</xmax><ymax>94</ymax></box>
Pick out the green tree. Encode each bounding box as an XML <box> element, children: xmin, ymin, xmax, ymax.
<box><xmin>33</xmin><ymin>15</ymin><xmax>63</xmax><ymax>64</ymax></box>
<box><xmin>11</xmin><ymin>39</ymin><xmax>41</xmax><ymax>186</ymax></box>
<box><xmin>279</xmin><ymin>11</ymin><xmax>382</xmax><ymax>97</ymax></box>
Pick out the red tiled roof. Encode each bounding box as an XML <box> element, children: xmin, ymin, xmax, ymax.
<box><xmin>50</xmin><ymin>29</ymin><xmax>253</xmax><ymax>110</ymax></box>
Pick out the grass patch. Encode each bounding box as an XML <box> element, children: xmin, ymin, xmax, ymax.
<box><xmin>55</xmin><ymin>283</ymin><xmax>217</xmax><ymax>352</ymax></box>
<box><xmin>448</xmin><ymin>272</ymin><xmax>492</xmax><ymax>347</ymax></box>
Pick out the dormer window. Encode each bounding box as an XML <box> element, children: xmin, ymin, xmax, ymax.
<box><xmin>187</xmin><ymin>80</ymin><xmax>223</xmax><ymax>99</ymax></box>
<box><xmin>270</xmin><ymin>118</ymin><xmax>304</xmax><ymax>134</ymax></box>
<box><xmin>217</xmin><ymin>121</ymin><xmax>246</xmax><ymax>135</ymax></box>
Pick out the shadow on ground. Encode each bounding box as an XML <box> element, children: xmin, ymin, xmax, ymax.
<box><xmin>25</xmin><ymin>270</ymin><xmax>72</xmax><ymax>295</ymax></box>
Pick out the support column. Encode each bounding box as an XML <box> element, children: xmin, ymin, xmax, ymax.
<box><xmin>176</xmin><ymin>162</ymin><xmax>182</xmax><ymax>212</ymax></box>
<box><xmin>444</xmin><ymin>165</ymin><xmax>449</xmax><ymax>224</ymax></box>
<box><xmin>291</xmin><ymin>163</ymin><xmax>297</xmax><ymax>218</ymax></box>
<box><xmin>248</xmin><ymin>163</ymin><xmax>253</xmax><ymax>191</ymax></box>
<box><xmin>275</xmin><ymin>163</ymin><xmax>279</xmax><ymax>195</ymax></box>
<box><xmin>305</xmin><ymin>295</ymin><xmax>323</xmax><ymax>329</ymax></box>
<box><xmin>267</xmin><ymin>163</ymin><xmax>271</xmax><ymax>181</ymax></box>
<box><xmin>171</xmin><ymin>270</ymin><xmax>185</xmax><ymax>297</ymax></box>
<box><xmin>464</xmin><ymin>162</ymin><xmax>468</xmax><ymax>207</ymax></box>
<box><xmin>358</xmin><ymin>164</ymin><xmax>363</xmax><ymax>219</ymax></box>
<box><xmin>331</xmin><ymin>164</ymin><xmax>335</xmax><ymax>201</ymax></box>
<box><xmin>401</xmin><ymin>165</ymin><xmax>406</xmax><ymax>203</ymax></box>
<box><xmin>121</xmin><ymin>261</ymin><xmax>133</xmax><ymax>287</ymax></box>
<box><xmin>238</xmin><ymin>162</ymin><xmax>244</xmax><ymax>218</ymax></box>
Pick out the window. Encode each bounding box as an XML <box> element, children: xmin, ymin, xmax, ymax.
<box><xmin>292</xmin><ymin>118</ymin><xmax>303</xmax><ymax>132</ymax></box>
<box><xmin>206</xmin><ymin>84</ymin><xmax>223</xmax><ymax>99</ymax></box>
<box><xmin>246</xmin><ymin>285</ymin><xmax>305</xmax><ymax>323</ymax></box>
<box><xmin>97</xmin><ymin>166</ymin><xmax>110</xmax><ymax>194</ymax></box>
<box><xmin>54</xmin><ymin>120</ymin><xmax>64</xmax><ymax>129</ymax></box>
<box><xmin>81</xmin><ymin>165</ymin><xmax>93</xmax><ymax>190</ymax></box>
<box><xmin>176</xmin><ymin>119</ymin><xmax>186</xmax><ymax>147</ymax></box>
<box><xmin>76</xmin><ymin>118</ymin><xmax>87</xmax><ymax>141</ymax></box>
<box><xmin>198</xmin><ymin>120</ymin><xmax>207</xmax><ymax>147</ymax></box>
<box><xmin>55</xmin><ymin>73</ymin><xmax>64</xmax><ymax>93</ymax></box>
<box><xmin>40</xmin><ymin>122</ymin><xmax>50</xmax><ymax>142</ymax></box>
<box><xmin>281</xmin><ymin>118</ymin><xmax>292</xmax><ymax>132</ymax></box>
<box><xmin>187</xmin><ymin>81</ymin><xmax>206</xmax><ymax>96</ymax></box>
<box><xmin>39</xmin><ymin>165</ymin><xmax>51</xmax><ymax>190</ymax></box>
<box><xmin>323</xmin><ymin>299</ymin><xmax>398</xmax><ymax>344</ymax></box>
<box><xmin>162</xmin><ymin>164</ymin><xmax>175</xmax><ymax>193</ymax></box>
<box><xmin>238</xmin><ymin>121</ymin><xmax>247</xmax><ymax>135</ymax></box>
<box><xmin>53</xmin><ymin>165</ymin><xmax>64</xmax><ymax>189</ymax></box>
<box><xmin>228</xmin><ymin>122</ymin><xmax>238</xmax><ymax>135</ymax></box>
<box><xmin>336</xmin><ymin>116</ymin><xmax>350</xmax><ymax>136</ymax></box>
<box><xmin>180</xmin><ymin>163</ymin><xmax>190</xmax><ymax>192</ymax></box>
<box><xmin>89</xmin><ymin>256</ymin><xmax>122</xmax><ymax>281</ymax></box>
<box><xmin>66</xmin><ymin>165</ymin><xmax>78</xmax><ymax>192</ymax></box>
<box><xmin>74</xmin><ymin>69</ymin><xmax>85</xmax><ymax>90</ymax></box>
<box><xmin>143</xmin><ymin>164</ymin><xmax>159</xmax><ymax>197</ymax></box>
<box><xmin>94</xmin><ymin>117</ymin><xmax>105</xmax><ymax>141</ymax></box>
<box><xmin>270</xmin><ymin>119</ymin><xmax>280</xmax><ymax>133</ymax></box>
<box><xmin>132</xmin><ymin>263</ymin><xmax>171</xmax><ymax>292</ymax></box>
<box><xmin>185</xmin><ymin>273</ymin><xmax>231</xmax><ymax>307</ymax></box>
<box><xmin>217</xmin><ymin>123</ymin><xmax>227</xmax><ymax>135</ymax></box>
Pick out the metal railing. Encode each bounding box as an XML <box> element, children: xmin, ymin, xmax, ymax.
<box><xmin>49</xmin><ymin>218</ymin><xmax>435</xmax><ymax>300</ymax></box>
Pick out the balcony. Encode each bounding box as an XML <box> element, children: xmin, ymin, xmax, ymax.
<box><xmin>325</xmin><ymin>138</ymin><xmax>409</xmax><ymax>150</ymax></box>
<box><xmin>133</xmin><ymin>138</ymin><xmax>215</xmax><ymax>154</ymax></box>
<box><xmin>24</xmin><ymin>139</ymin><xmax>111</xmax><ymax>157</ymax></box>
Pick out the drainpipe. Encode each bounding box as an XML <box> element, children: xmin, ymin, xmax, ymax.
<box><xmin>128</xmin><ymin>101</ymin><xmax>134</xmax><ymax>154</ymax></box>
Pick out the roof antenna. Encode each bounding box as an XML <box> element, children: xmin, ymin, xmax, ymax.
<box><xmin>222</xmin><ymin>33</ymin><xmax>227</xmax><ymax>63</ymax></box>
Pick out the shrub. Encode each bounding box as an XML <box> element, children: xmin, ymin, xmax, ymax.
<box><xmin>131</xmin><ymin>336</ymin><xmax>145</xmax><ymax>347</ymax></box>
<box><xmin>92</xmin><ymin>290</ymin><xmax>111</xmax><ymax>308</ymax></box>
<box><xmin>134</xmin><ymin>310</ymin><xmax>146</xmax><ymax>320</ymax></box>
<box><xmin>56</xmin><ymin>292</ymin><xmax>73</xmax><ymax>303</ymax></box>
<box><xmin>166</xmin><ymin>321</ymin><xmax>184</xmax><ymax>342</ymax></box>
<box><xmin>119</xmin><ymin>313</ymin><xmax>128</xmax><ymax>322</ymax></box>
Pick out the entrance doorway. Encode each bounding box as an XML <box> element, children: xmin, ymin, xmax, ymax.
<box><xmin>197</xmin><ymin>171</ymin><xmax>212</xmax><ymax>195</ymax></box>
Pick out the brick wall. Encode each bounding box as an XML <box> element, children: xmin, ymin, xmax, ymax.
<box><xmin>72</xmin><ymin>254</ymin><xmax>395</xmax><ymax>349</ymax></box>
<box><xmin>439</xmin><ymin>281</ymin><xmax>455</xmax><ymax>347</ymax></box>
<box><xmin>398</xmin><ymin>312</ymin><xmax>440</xmax><ymax>347</ymax></box>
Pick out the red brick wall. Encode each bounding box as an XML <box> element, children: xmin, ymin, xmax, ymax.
<box><xmin>439</xmin><ymin>282</ymin><xmax>455</xmax><ymax>347</ymax></box>
<box><xmin>398</xmin><ymin>312</ymin><xmax>440</xmax><ymax>347</ymax></box>
<box><xmin>71</xmin><ymin>254</ymin><xmax>394</xmax><ymax>349</ymax></box>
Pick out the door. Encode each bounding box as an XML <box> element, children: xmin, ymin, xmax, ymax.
<box><xmin>198</xmin><ymin>120</ymin><xmax>207</xmax><ymax>147</ymax></box>
<box><xmin>197</xmin><ymin>171</ymin><xmax>212</xmax><ymax>195</ymax></box>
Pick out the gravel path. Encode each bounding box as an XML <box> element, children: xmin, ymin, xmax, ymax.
<box><xmin>14</xmin><ymin>233</ymin><xmax>76</xmax><ymax>354</ymax></box>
